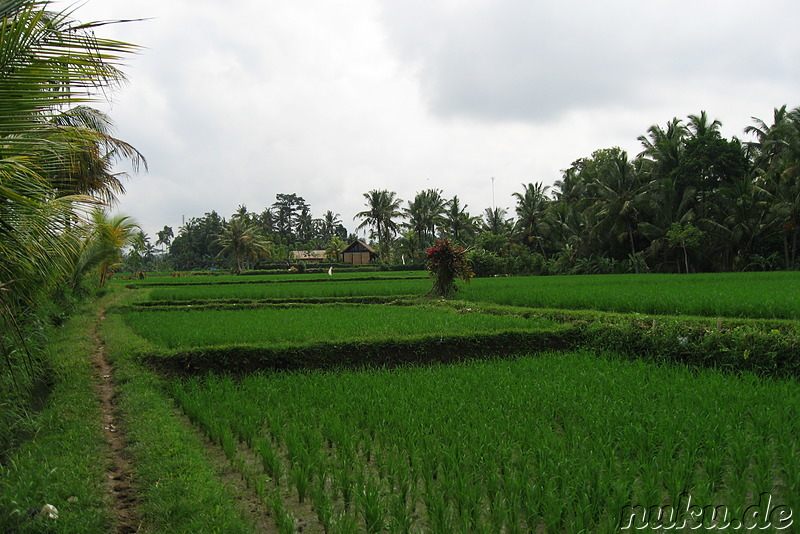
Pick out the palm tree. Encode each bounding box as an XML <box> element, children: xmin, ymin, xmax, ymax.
<box><xmin>687</xmin><ymin>111</ymin><xmax>722</xmax><ymax>139</ymax></box>
<box><xmin>321</xmin><ymin>210</ymin><xmax>342</xmax><ymax>242</ymax></box>
<box><xmin>46</xmin><ymin>106</ymin><xmax>147</xmax><ymax>205</ymax></box>
<box><xmin>214</xmin><ymin>219</ymin><xmax>272</xmax><ymax>273</ymax></box>
<box><xmin>0</xmin><ymin>1</ymin><xmax>140</xmax><ymax>334</ymax></box>
<box><xmin>442</xmin><ymin>196</ymin><xmax>479</xmax><ymax>245</ymax></box>
<box><xmin>746</xmin><ymin>106</ymin><xmax>800</xmax><ymax>268</ymax></box>
<box><xmin>587</xmin><ymin>150</ymin><xmax>650</xmax><ymax>270</ymax></box>
<box><xmin>403</xmin><ymin>189</ymin><xmax>447</xmax><ymax>252</ymax></box>
<box><xmin>74</xmin><ymin>209</ymin><xmax>140</xmax><ymax>287</ymax></box>
<box><xmin>638</xmin><ymin>117</ymin><xmax>687</xmax><ymax>181</ymax></box>
<box><xmin>231</xmin><ymin>204</ymin><xmax>252</xmax><ymax>224</ymax></box>
<box><xmin>513</xmin><ymin>182</ymin><xmax>551</xmax><ymax>257</ymax></box>
<box><xmin>324</xmin><ymin>236</ymin><xmax>346</xmax><ymax>261</ymax></box>
<box><xmin>744</xmin><ymin>105</ymin><xmax>793</xmax><ymax>176</ymax></box>
<box><xmin>156</xmin><ymin>226</ymin><xmax>174</xmax><ymax>253</ymax></box>
<box><xmin>481</xmin><ymin>207</ymin><xmax>512</xmax><ymax>235</ymax></box>
<box><xmin>355</xmin><ymin>189</ymin><xmax>403</xmax><ymax>259</ymax></box>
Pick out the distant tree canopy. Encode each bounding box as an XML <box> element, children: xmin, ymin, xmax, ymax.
<box><xmin>153</xmin><ymin>106</ymin><xmax>800</xmax><ymax>275</ymax></box>
<box><xmin>164</xmin><ymin>196</ymin><xmax>349</xmax><ymax>271</ymax></box>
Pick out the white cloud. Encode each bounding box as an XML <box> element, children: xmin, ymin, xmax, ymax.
<box><xmin>55</xmin><ymin>0</ymin><xmax>800</xmax><ymax>239</ymax></box>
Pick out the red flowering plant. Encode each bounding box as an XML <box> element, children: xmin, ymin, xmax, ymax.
<box><xmin>425</xmin><ymin>238</ymin><xmax>474</xmax><ymax>297</ymax></box>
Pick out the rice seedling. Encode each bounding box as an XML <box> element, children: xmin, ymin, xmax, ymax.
<box><xmin>358</xmin><ymin>475</ymin><xmax>385</xmax><ymax>534</ymax></box>
<box><xmin>147</xmin><ymin>277</ymin><xmax>430</xmax><ymax>302</ymax></box>
<box><xmin>459</xmin><ymin>271</ymin><xmax>800</xmax><ymax>319</ymax></box>
<box><xmin>124</xmin><ymin>304</ymin><xmax>559</xmax><ymax>349</ymax></box>
<box><xmin>165</xmin><ymin>350</ymin><xmax>800</xmax><ymax>530</ymax></box>
<box><xmin>121</xmin><ymin>270</ymin><xmax>426</xmax><ymax>287</ymax></box>
<box><xmin>269</xmin><ymin>489</ymin><xmax>295</xmax><ymax>534</ymax></box>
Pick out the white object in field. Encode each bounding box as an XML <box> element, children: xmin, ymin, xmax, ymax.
<box><xmin>328</xmin><ymin>266</ymin><xmax>333</xmax><ymax>276</ymax></box>
<box><xmin>402</xmin><ymin>254</ymin><xmax>406</xmax><ymax>265</ymax></box>
<box><xmin>40</xmin><ymin>504</ymin><xmax>58</xmax><ymax>520</ymax></box>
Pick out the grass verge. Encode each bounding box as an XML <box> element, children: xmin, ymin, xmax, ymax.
<box><xmin>98</xmin><ymin>299</ymin><xmax>256</xmax><ymax>533</ymax></box>
<box><xmin>0</xmin><ymin>302</ymin><xmax>112</xmax><ymax>533</ymax></box>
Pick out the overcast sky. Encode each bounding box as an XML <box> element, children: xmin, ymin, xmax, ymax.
<box><xmin>61</xmin><ymin>0</ymin><xmax>800</xmax><ymax>240</ymax></box>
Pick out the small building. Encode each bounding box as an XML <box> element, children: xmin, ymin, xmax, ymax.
<box><xmin>291</xmin><ymin>250</ymin><xmax>327</xmax><ymax>263</ymax></box>
<box><xmin>341</xmin><ymin>240</ymin><xmax>377</xmax><ymax>265</ymax></box>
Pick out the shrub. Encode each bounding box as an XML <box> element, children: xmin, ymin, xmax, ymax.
<box><xmin>426</xmin><ymin>239</ymin><xmax>474</xmax><ymax>297</ymax></box>
<box><xmin>466</xmin><ymin>249</ymin><xmax>505</xmax><ymax>277</ymax></box>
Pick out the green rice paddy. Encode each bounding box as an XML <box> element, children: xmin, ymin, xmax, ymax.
<box><xmin>124</xmin><ymin>304</ymin><xmax>559</xmax><ymax>349</ymax></box>
<box><xmin>146</xmin><ymin>278</ymin><xmax>431</xmax><ymax>302</ymax></box>
<box><xmin>110</xmin><ymin>270</ymin><xmax>800</xmax><ymax>531</ymax></box>
<box><xmin>172</xmin><ymin>350</ymin><xmax>800</xmax><ymax>532</ymax></box>
<box><xmin>459</xmin><ymin>271</ymin><xmax>800</xmax><ymax>319</ymax></box>
<box><xmin>124</xmin><ymin>270</ymin><xmax>426</xmax><ymax>286</ymax></box>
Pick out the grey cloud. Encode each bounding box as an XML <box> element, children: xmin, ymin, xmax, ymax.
<box><xmin>379</xmin><ymin>0</ymin><xmax>800</xmax><ymax>122</ymax></box>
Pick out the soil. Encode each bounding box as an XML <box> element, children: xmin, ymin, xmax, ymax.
<box><xmin>92</xmin><ymin>310</ymin><xmax>141</xmax><ymax>534</ymax></box>
<box><xmin>178</xmin><ymin>411</ymin><xmax>281</xmax><ymax>534</ymax></box>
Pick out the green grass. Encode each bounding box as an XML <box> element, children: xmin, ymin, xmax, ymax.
<box><xmin>459</xmin><ymin>271</ymin><xmax>800</xmax><ymax>319</ymax></box>
<box><xmin>120</xmin><ymin>270</ymin><xmax>426</xmax><ymax>286</ymax></box>
<box><xmin>170</xmin><ymin>350</ymin><xmax>800</xmax><ymax>532</ymax></box>
<box><xmin>146</xmin><ymin>277</ymin><xmax>431</xmax><ymax>301</ymax></box>
<box><xmin>100</xmin><ymin>300</ymin><xmax>255</xmax><ymax>533</ymax></box>
<box><xmin>123</xmin><ymin>304</ymin><xmax>560</xmax><ymax>349</ymax></box>
<box><xmin>6</xmin><ymin>271</ymin><xmax>798</xmax><ymax>532</ymax></box>
<box><xmin>0</xmin><ymin>304</ymin><xmax>113</xmax><ymax>533</ymax></box>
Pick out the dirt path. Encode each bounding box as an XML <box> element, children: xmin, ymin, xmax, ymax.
<box><xmin>92</xmin><ymin>309</ymin><xmax>141</xmax><ymax>534</ymax></box>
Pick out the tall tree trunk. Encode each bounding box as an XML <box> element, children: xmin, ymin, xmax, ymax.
<box><xmin>683</xmin><ymin>244</ymin><xmax>690</xmax><ymax>274</ymax></box>
<box><xmin>628</xmin><ymin>226</ymin><xmax>638</xmax><ymax>274</ymax></box>
<box><xmin>538</xmin><ymin>237</ymin><xmax>548</xmax><ymax>261</ymax></box>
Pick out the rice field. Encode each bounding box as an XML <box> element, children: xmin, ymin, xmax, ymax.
<box><xmin>146</xmin><ymin>278</ymin><xmax>431</xmax><ymax>302</ymax></box>
<box><xmin>459</xmin><ymin>271</ymin><xmax>800</xmax><ymax>319</ymax></box>
<box><xmin>124</xmin><ymin>271</ymin><xmax>427</xmax><ymax>286</ymax></box>
<box><xmin>124</xmin><ymin>305</ymin><xmax>559</xmax><ymax>349</ymax></box>
<box><xmin>171</xmin><ymin>350</ymin><xmax>800</xmax><ymax>532</ymax></box>
<box><xmin>116</xmin><ymin>270</ymin><xmax>800</xmax><ymax>531</ymax></box>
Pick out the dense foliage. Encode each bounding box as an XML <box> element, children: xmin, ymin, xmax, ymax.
<box><xmin>0</xmin><ymin>1</ymin><xmax>142</xmax><ymax>451</ymax></box>
<box><xmin>162</xmin><ymin>203</ymin><xmax>352</xmax><ymax>271</ymax></box>
<box><xmin>147</xmin><ymin>107</ymin><xmax>800</xmax><ymax>276</ymax></box>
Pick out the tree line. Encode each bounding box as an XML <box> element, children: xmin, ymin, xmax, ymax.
<box><xmin>140</xmin><ymin>106</ymin><xmax>800</xmax><ymax>276</ymax></box>
<box><xmin>136</xmin><ymin>194</ymin><xmax>354</xmax><ymax>272</ymax></box>
<box><xmin>355</xmin><ymin>109</ymin><xmax>800</xmax><ymax>275</ymax></box>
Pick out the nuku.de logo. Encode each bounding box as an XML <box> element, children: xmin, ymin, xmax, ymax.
<box><xmin>618</xmin><ymin>492</ymin><xmax>793</xmax><ymax>530</ymax></box>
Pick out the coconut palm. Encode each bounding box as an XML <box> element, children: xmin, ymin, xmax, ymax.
<box><xmin>324</xmin><ymin>236</ymin><xmax>346</xmax><ymax>262</ymax></box>
<box><xmin>321</xmin><ymin>210</ymin><xmax>342</xmax><ymax>242</ymax></box>
<box><xmin>355</xmin><ymin>189</ymin><xmax>403</xmax><ymax>259</ymax></box>
<box><xmin>0</xmin><ymin>2</ymin><xmax>140</xmax><ymax>317</ymax></box>
<box><xmin>513</xmin><ymin>182</ymin><xmax>551</xmax><ymax>257</ymax></box>
<box><xmin>73</xmin><ymin>209</ymin><xmax>140</xmax><ymax>287</ymax></box>
<box><xmin>638</xmin><ymin>117</ymin><xmax>688</xmax><ymax>181</ymax></box>
<box><xmin>687</xmin><ymin>111</ymin><xmax>722</xmax><ymax>139</ymax></box>
<box><xmin>587</xmin><ymin>150</ymin><xmax>650</xmax><ymax>270</ymax></box>
<box><xmin>745</xmin><ymin>106</ymin><xmax>800</xmax><ymax>268</ymax></box>
<box><xmin>744</xmin><ymin>106</ymin><xmax>794</xmax><ymax>177</ymax></box>
<box><xmin>214</xmin><ymin>218</ymin><xmax>272</xmax><ymax>273</ymax></box>
<box><xmin>46</xmin><ymin>106</ymin><xmax>147</xmax><ymax>204</ymax></box>
<box><xmin>403</xmin><ymin>189</ymin><xmax>447</xmax><ymax>251</ymax></box>
<box><xmin>156</xmin><ymin>226</ymin><xmax>174</xmax><ymax>253</ymax></box>
<box><xmin>442</xmin><ymin>196</ymin><xmax>479</xmax><ymax>245</ymax></box>
<box><xmin>481</xmin><ymin>207</ymin><xmax>513</xmax><ymax>235</ymax></box>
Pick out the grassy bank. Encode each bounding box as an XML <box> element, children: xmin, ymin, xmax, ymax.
<box><xmin>0</xmin><ymin>303</ymin><xmax>112</xmax><ymax>533</ymax></box>
<box><xmin>98</xmin><ymin>298</ymin><xmax>256</xmax><ymax>533</ymax></box>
